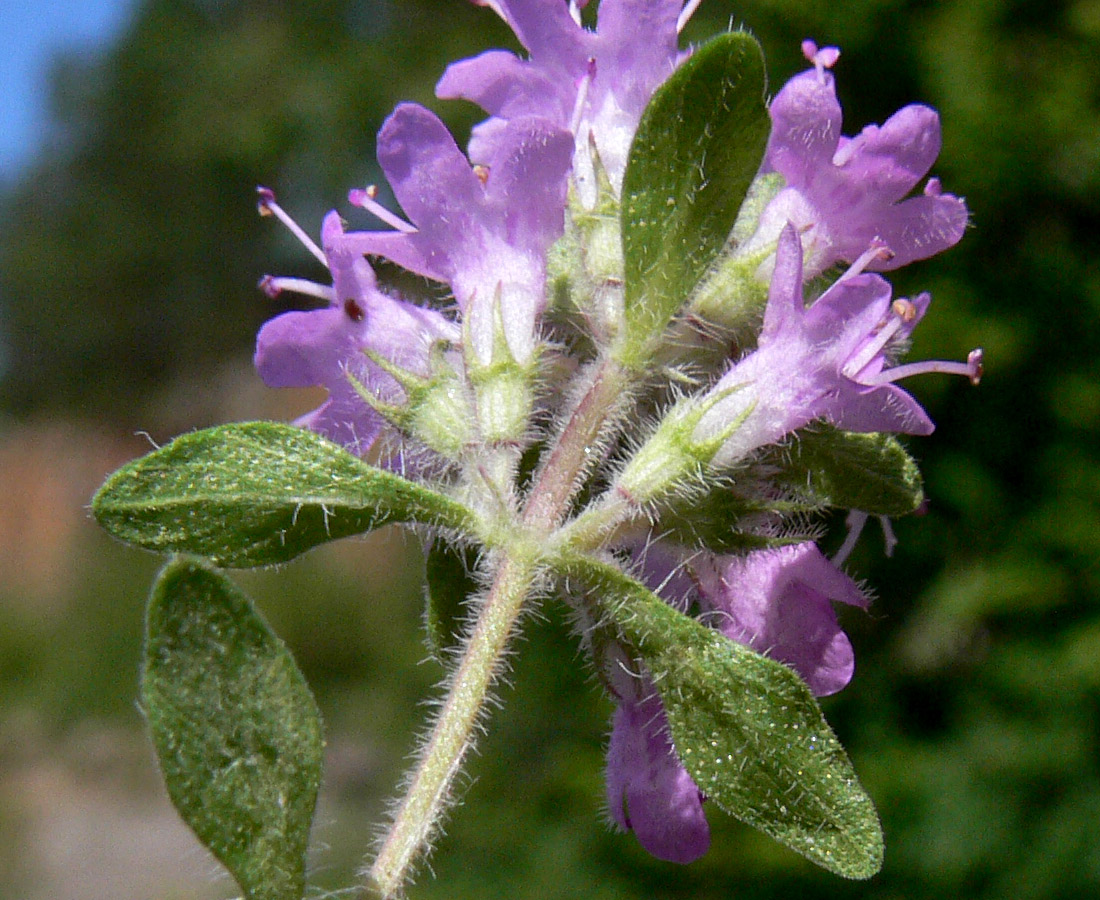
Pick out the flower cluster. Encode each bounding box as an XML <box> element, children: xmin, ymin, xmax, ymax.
<box><xmin>253</xmin><ymin>0</ymin><xmax>979</xmax><ymax>869</ymax></box>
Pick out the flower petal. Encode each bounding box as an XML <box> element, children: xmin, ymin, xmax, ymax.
<box><xmin>835</xmin><ymin>105</ymin><xmax>942</xmax><ymax>202</ymax></box>
<box><xmin>607</xmin><ymin>693</ymin><xmax>710</xmax><ymax>864</ymax></box>
<box><xmin>377</xmin><ymin>103</ymin><xmax>485</xmax><ymax>261</ymax></box>
<box><xmin>765</xmin><ymin>68</ymin><xmax>843</xmax><ymax>185</ymax></box>
<box><xmin>437</xmin><ymin>50</ymin><xmax>570</xmax><ymax>123</ymax></box>
<box><xmin>695</xmin><ymin>543</ymin><xmax>868</xmax><ymax>696</ymax></box>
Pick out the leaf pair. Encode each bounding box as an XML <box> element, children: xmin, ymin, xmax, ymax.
<box><xmin>93</xmin><ymin>424</ymin><xmax>474</xmax><ymax>898</ymax></box>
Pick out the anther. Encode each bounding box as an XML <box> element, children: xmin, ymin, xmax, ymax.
<box><xmin>254</xmin><ymin>187</ymin><xmax>327</xmax><ymax>267</ymax></box>
<box><xmin>892</xmin><ymin>298</ymin><xmax>918</xmax><ymax>323</ymax></box>
<box><xmin>344</xmin><ymin>297</ymin><xmax>366</xmax><ymax>322</ymax></box>
<box><xmin>258</xmin><ymin>274</ymin><xmax>281</xmax><ymax>298</ymax></box>
<box><xmin>473</xmin><ymin>165</ymin><xmax>490</xmax><ymax>186</ymax></box>
<box><xmin>832</xmin><ymin>241</ymin><xmax>894</xmax><ymax>287</ymax></box>
<box><xmin>967</xmin><ymin>348</ymin><xmax>984</xmax><ymax>385</ymax></box>
<box><xmin>256</xmin><ymin>187</ymin><xmax>277</xmax><ymax>215</ymax></box>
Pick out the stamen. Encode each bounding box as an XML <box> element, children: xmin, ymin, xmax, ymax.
<box><xmin>924</xmin><ymin>177</ymin><xmax>943</xmax><ymax>197</ymax></box>
<box><xmin>879</xmin><ymin>516</ymin><xmax>898</xmax><ymax>558</ymax></box>
<box><xmin>255</xmin><ymin>187</ymin><xmax>328</xmax><ymax>267</ymax></box>
<box><xmin>473</xmin><ymin>165</ymin><xmax>490</xmax><ymax>186</ymax></box>
<box><xmin>841</xmin><ymin>308</ymin><xmax>906</xmax><ymax>378</ymax></box>
<box><xmin>257</xmin><ymin>274</ymin><xmax>334</xmax><ymax>303</ymax></box>
<box><xmin>836</xmin><ymin>240</ymin><xmax>894</xmax><ymax>282</ymax></box>
<box><xmin>677</xmin><ymin>0</ymin><xmax>704</xmax><ymax>34</ymax></box>
<box><xmin>348</xmin><ymin>186</ymin><xmax>417</xmax><ymax>233</ymax></box>
<box><xmin>802</xmin><ymin>40</ymin><xmax>840</xmax><ymax>80</ymax></box>
<box><xmin>570</xmin><ymin>58</ymin><xmax>597</xmax><ymax>136</ymax></box>
<box><xmin>833</xmin><ymin>510</ymin><xmax>898</xmax><ymax>563</ymax></box>
<box><xmin>867</xmin><ymin>347</ymin><xmax>984</xmax><ymax>386</ymax></box>
<box><xmin>832</xmin><ymin>510</ymin><xmax>868</xmax><ymax>566</ymax></box>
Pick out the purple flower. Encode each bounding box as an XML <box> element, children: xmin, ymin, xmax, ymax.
<box><xmin>254</xmin><ymin>205</ymin><xmax>457</xmax><ymax>459</ymax></box>
<box><xmin>746</xmin><ymin>40</ymin><xmax>968</xmax><ymax>277</ymax></box>
<box><xmin>697</xmin><ymin>224</ymin><xmax>982</xmax><ymax>467</ymax></box>
<box><xmin>606</xmin><ymin>687</ymin><xmax>710</xmax><ymax>863</ymax></box>
<box><xmin>340</xmin><ymin>103</ymin><xmax>573</xmax><ymax>365</ymax></box>
<box><xmin>437</xmin><ymin>0</ymin><xmax>694</xmax><ymax>203</ymax></box>
<box><xmin>603</xmin><ymin>537</ymin><xmax>869</xmax><ymax>863</ymax></box>
<box><xmin>693</xmin><ymin>542</ymin><xmax>869</xmax><ymax>696</ymax></box>
<box><xmin>254</xmin><ymin>105</ymin><xmax>571</xmax><ymax>457</ymax></box>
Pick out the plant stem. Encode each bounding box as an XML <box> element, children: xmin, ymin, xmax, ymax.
<box><xmin>523</xmin><ymin>354</ymin><xmax>630</xmax><ymax>531</ymax></box>
<box><xmin>366</xmin><ymin>354</ymin><xmax>633</xmax><ymax>897</ymax></box>
<box><xmin>367</xmin><ymin>552</ymin><xmax>537</xmax><ymax>898</ymax></box>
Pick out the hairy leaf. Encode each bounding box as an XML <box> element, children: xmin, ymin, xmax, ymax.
<box><xmin>565</xmin><ymin>553</ymin><xmax>884</xmax><ymax>879</ymax></box>
<box><xmin>93</xmin><ymin>422</ymin><xmax>477</xmax><ymax>566</ymax></box>
<box><xmin>143</xmin><ymin>558</ymin><xmax>323</xmax><ymax>900</ymax></box>
<box><xmin>779</xmin><ymin>428</ymin><xmax>925</xmax><ymax>516</ymax></box>
<box><xmin>620</xmin><ymin>31</ymin><xmax>769</xmax><ymax>365</ymax></box>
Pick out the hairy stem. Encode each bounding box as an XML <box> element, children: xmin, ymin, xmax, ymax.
<box><xmin>523</xmin><ymin>354</ymin><xmax>631</xmax><ymax>531</ymax></box>
<box><xmin>367</xmin><ymin>552</ymin><xmax>537</xmax><ymax>898</ymax></box>
<box><xmin>367</xmin><ymin>353</ymin><xmax>635</xmax><ymax>896</ymax></box>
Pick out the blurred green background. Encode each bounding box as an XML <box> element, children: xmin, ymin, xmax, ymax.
<box><xmin>1</xmin><ymin>0</ymin><xmax>1098</xmax><ymax>897</ymax></box>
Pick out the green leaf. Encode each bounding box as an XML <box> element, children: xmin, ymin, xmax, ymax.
<box><xmin>563</xmin><ymin>553</ymin><xmax>883</xmax><ymax>879</ymax></box>
<box><xmin>142</xmin><ymin>558</ymin><xmax>324</xmax><ymax>900</ymax></box>
<box><xmin>424</xmin><ymin>543</ymin><xmax>478</xmax><ymax>660</ymax></box>
<box><xmin>619</xmin><ymin>31</ymin><xmax>769</xmax><ymax>366</ymax></box>
<box><xmin>652</xmin><ymin>485</ymin><xmax>813</xmax><ymax>554</ymax></box>
<box><xmin>778</xmin><ymin>428</ymin><xmax>925</xmax><ymax>517</ymax></box>
<box><xmin>93</xmin><ymin>422</ymin><xmax>478</xmax><ymax>566</ymax></box>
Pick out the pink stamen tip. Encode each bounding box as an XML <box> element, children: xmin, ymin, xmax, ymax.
<box><xmin>802</xmin><ymin>39</ymin><xmax>840</xmax><ymax>70</ymax></box>
<box><xmin>256</xmin><ymin>186</ymin><xmax>276</xmax><ymax>216</ymax></box>
<box><xmin>258</xmin><ymin>274</ymin><xmax>281</xmax><ymax>298</ymax></box>
<box><xmin>925</xmin><ymin>177</ymin><xmax>943</xmax><ymax>197</ymax></box>
<box><xmin>586</xmin><ymin>57</ymin><xmax>597</xmax><ymax>79</ymax></box>
<box><xmin>967</xmin><ymin>348</ymin><xmax>984</xmax><ymax>385</ymax></box>
<box><xmin>872</xmin><ymin>240</ymin><xmax>895</xmax><ymax>262</ymax></box>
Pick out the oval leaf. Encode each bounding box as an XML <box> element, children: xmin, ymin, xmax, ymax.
<box><xmin>619</xmin><ymin>31</ymin><xmax>769</xmax><ymax>365</ymax></box>
<box><xmin>780</xmin><ymin>428</ymin><xmax>925</xmax><ymax>517</ymax></box>
<box><xmin>93</xmin><ymin>422</ymin><xmax>477</xmax><ymax>566</ymax></box>
<box><xmin>565</xmin><ymin>553</ymin><xmax>883</xmax><ymax>879</ymax></box>
<box><xmin>142</xmin><ymin>558</ymin><xmax>324</xmax><ymax>900</ymax></box>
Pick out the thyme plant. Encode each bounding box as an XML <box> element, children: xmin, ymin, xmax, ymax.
<box><xmin>93</xmin><ymin>2</ymin><xmax>981</xmax><ymax>897</ymax></box>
